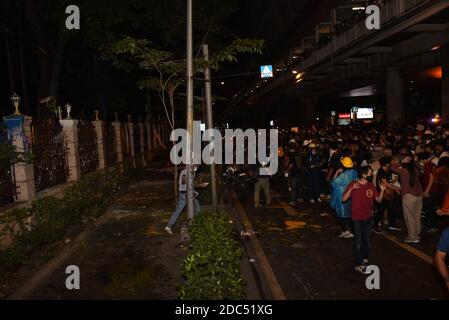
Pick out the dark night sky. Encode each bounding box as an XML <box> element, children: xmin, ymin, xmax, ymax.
<box><xmin>0</xmin><ymin>0</ymin><xmax>342</xmax><ymax>122</ymax></box>
<box><xmin>215</xmin><ymin>0</ymin><xmax>340</xmax><ymax>105</ymax></box>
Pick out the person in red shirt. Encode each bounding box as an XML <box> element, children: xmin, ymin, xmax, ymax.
<box><xmin>343</xmin><ymin>166</ymin><xmax>386</xmax><ymax>274</ymax></box>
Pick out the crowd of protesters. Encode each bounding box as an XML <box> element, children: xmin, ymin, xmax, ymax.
<box><xmin>274</xmin><ymin>122</ymin><xmax>449</xmax><ymax>283</ymax></box>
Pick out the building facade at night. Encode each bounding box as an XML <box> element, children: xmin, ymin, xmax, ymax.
<box><xmin>234</xmin><ymin>0</ymin><xmax>449</xmax><ymax>128</ymax></box>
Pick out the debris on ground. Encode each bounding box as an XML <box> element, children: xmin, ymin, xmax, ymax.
<box><xmin>240</xmin><ymin>230</ymin><xmax>257</xmax><ymax>237</ymax></box>
<box><xmin>285</xmin><ymin>220</ymin><xmax>307</xmax><ymax>230</ymax></box>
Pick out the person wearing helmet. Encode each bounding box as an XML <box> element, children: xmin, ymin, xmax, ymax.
<box><xmin>331</xmin><ymin>157</ymin><xmax>358</xmax><ymax>239</ymax></box>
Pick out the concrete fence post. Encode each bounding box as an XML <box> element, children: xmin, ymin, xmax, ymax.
<box><xmin>152</xmin><ymin>118</ymin><xmax>158</xmax><ymax>148</ymax></box>
<box><xmin>166</xmin><ymin>121</ymin><xmax>171</xmax><ymax>143</ymax></box>
<box><xmin>127</xmin><ymin>115</ymin><xmax>136</xmax><ymax>168</ymax></box>
<box><xmin>157</xmin><ymin>116</ymin><xmax>162</xmax><ymax>144</ymax></box>
<box><xmin>139</xmin><ymin>119</ymin><xmax>146</xmax><ymax>166</ymax></box>
<box><xmin>92</xmin><ymin>117</ymin><xmax>106</xmax><ymax>170</ymax></box>
<box><xmin>145</xmin><ymin>116</ymin><xmax>152</xmax><ymax>156</ymax></box>
<box><xmin>160</xmin><ymin>118</ymin><xmax>165</xmax><ymax>143</ymax></box>
<box><xmin>60</xmin><ymin>119</ymin><xmax>81</xmax><ymax>182</ymax></box>
<box><xmin>112</xmin><ymin>121</ymin><xmax>123</xmax><ymax>163</ymax></box>
<box><xmin>3</xmin><ymin>114</ymin><xmax>35</xmax><ymax>202</ymax></box>
<box><xmin>163</xmin><ymin>120</ymin><xmax>168</xmax><ymax>143</ymax></box>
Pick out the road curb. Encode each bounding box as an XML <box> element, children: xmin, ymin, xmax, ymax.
<box><xmin>230</xmin><ymin>191</ymin><xmax>287</xmax><ymax>300</ymax></box>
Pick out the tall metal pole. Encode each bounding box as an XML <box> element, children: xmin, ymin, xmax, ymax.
<box><xmin>202</xmin><ymin>44</ymin><xmax>218</xmax><ymax>212</ymax></box>
<box><xmin>186</xmin><ymin>0</ymin><xmax>195</xmax><ymax>220</ymax></box>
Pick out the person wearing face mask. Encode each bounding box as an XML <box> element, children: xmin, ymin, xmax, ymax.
<box><xmin>372</xmin><ymin>157</ymin><xmax>402</xmax><ymax>233</ymax></box>
<box><xmin>343</xmin><ymin>166</ymin><xmax>386</xmax><ymax>274</ymax></box>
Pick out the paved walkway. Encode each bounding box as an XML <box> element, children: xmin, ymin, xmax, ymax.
<box><xmin>6</xmin><ymin>165</ymin><xmax>448</xmax><ymax>300</ymax></box>
<box><xmin>8</xmin><ymin>170</ymin><xmax>188</xmax><ymax>300</ymax></box>
<box><xmin>228</xmin><ymin>181</ymin><xmax>449</xmax><ymax>300</ymax></box>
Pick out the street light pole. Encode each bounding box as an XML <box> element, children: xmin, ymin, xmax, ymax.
<box><xmin>186</xmin><ymin>0</ymin><xmax>195</xmax><ymax>220</ymax></box>
<box><xmin>202</xmin><ymin>44</ymin><xmax>218</xmax><ymax>213</ymax></box>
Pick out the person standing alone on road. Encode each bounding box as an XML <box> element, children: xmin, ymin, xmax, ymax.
<box><xmin>254</xmin><ymin>161</ymin><xmax>272</xmax><ymax>208</ymax></box>
<box><xmin>286</xmin><ymin>151</ymin><xmax>303</xmax><ymax>206</ymax></box>
<box><xmin>165</xmin><ymin>164</ymin><xmax>201</xmax><ymax>234</ymax></box>
<box><xmin>343</xmin><ymin>166</ymin><xmax>385</xmax><ymax>274</ymax></box>
<box><xmin>305</xmin><ymin>144</ymin><xmax>323</xmax><ymax>204</ymax></box>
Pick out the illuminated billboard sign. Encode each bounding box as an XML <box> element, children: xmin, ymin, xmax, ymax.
<box><xmin>339</xmin><ymin>113</ymin><xmax>351</xmax><ymax>119</ymax></box>
<box><xmin>356</xmin><ymin>108</ymin><xmax>374</xmax><ymax>119</ymax></box>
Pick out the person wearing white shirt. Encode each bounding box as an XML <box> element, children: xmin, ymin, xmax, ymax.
<box><xmin>165</xmin><ymin>165</ymin><xmax>201</xmax><ymax>234</ymax></box>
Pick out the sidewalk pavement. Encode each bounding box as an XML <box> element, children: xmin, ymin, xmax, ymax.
<box><xmin>6</xmin><ymin>169</ymin><xmax>189</xmax><ymax>300</ymax></box>
<box><xmin>3</xmin><ymin>157</ymin><xmax>266</xmax><ymax>300</ymax></box>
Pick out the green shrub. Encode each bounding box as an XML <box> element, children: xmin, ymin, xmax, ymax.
<box><xmin>180</xmin><ymin>212</ymin><xmax>245</xmax><ymax>300</ymax></box>
<box><xmin>0</xmin><ymin>168</ymin><xmax>128</xmax><ymax>282</ymax></box>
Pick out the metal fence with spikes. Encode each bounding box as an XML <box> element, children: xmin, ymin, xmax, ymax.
<box><xmin>78</xmin><ymin>120</ymin><xmax>99</xmax><ymax>174</ymax></box>
<box><xmin>31</xmin><ymin>119</ymin><xmax>68</xmax><ymax>192</ymax></box>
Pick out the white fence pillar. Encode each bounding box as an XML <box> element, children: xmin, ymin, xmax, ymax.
<box><xmin>60</xmin><ymin>119</ymin><xmax>81</xmax><ymax>182</ymax></box>
<box><xmin>4</xmin><ymin>114</ymin><xmax>35</xmax><ymax>202</ymax></box>
<box><xmin>139</xmin><ymin>120</ymin><xmax>146</xmax><ymax>166</ymax></box>
<box><xmin>112</xmin><ymin>122</ymin><xmax>123</xmax><ymax>163</ymax></box>
<box><xmin>152</xmin><ymin>118</ymin><xmax>158</xmax><ymax>148</ymax></box>
<box><xmin>92</xmin><ymin>118</ymin><xmax>106</xmax><ymax>170</ymax></box>
<box><xmin>145</xmin><ymin>116</ymin><xmax>152</xmax><ymax>153</ymax></box>
<box><xmin>92</xmin><ymin>111</ymin><xmax>107</xmax><ymax>170</ymax></box>
<box><xmin>127</xmin><ymin>115</ymin><xmax>136</xmax><ymax>168</ymax></box>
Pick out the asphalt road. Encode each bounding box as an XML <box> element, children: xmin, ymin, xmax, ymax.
<box><xmin>226</xmin><ymin>180</ymin><xmax>449</xmax><ymax>300</ymax></box>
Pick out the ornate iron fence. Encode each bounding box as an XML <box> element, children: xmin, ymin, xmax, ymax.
<box><xmin>104</xmin><ymin>122</ymin><xmax>117</xmax><ymax>167</ymax></box>
<box><xmin>77</xmin><ymin>120</ymin><xmax>99</xmax><ymax>174</ymax></box>
<box><xmin>0</xmin><ymin>124</ymin><xmax>16</xmax><ymax>205</ymax></box>
<box><xmin>31</xmin><ymin>119</ymin><xmax>68</xmax><ymax>191</ymax></box>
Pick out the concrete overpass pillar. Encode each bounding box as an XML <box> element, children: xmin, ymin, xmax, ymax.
<box><xmin>442</xmin><ymin>45</ymin><xmax>449</xmax><ymax>122</ymax></box>
<box><xmin>386</xmin><ymin>67</ymin><xmax>405</xmax><ymax>125</ymax></box>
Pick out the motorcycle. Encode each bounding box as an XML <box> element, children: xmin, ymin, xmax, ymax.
<box><xmin>222</xmin><ymin>165</ymin><xmax>253</xmax><ymax>189</ymax></box>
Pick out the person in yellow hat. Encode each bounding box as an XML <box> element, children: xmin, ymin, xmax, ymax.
<box><xmin>340</xmin><ymin>157</ymin><xmax>353</xmax><ymax>169</ymax></box>
<box><xmin>330</xmin><ymin>157</ymin><xmax>358</xmax><ymax>239</ymax></box>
